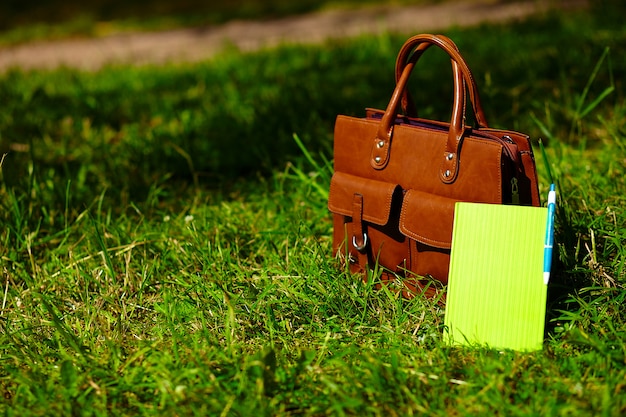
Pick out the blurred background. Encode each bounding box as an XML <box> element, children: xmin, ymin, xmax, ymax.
<box><xmin>0</xmin><ymin>0</ymin><xmax>429</xmax><ymax>38</ymax></box>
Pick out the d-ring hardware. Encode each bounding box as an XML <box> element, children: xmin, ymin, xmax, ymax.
<box><xmin>352</xmin><ymin>233</ymin><xmax>369</xmax><ymax>252</ymax></box>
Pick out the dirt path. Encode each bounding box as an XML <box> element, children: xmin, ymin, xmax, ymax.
<box><xmin>0</xmin><ymin>0</ymin><xmax>588</xmax><ymax>72</ymax></box>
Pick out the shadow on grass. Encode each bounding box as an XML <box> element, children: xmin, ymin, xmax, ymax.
<box><xmin>1</xmin><ymin>0</ymin><xmax>624</xmax><ymax>234</ymax></box>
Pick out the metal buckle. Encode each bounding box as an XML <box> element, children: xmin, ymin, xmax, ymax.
<box><xmin>352</xmin><ymin>233</ymin><xmax>368</xmax><ymax>252</ymax></box>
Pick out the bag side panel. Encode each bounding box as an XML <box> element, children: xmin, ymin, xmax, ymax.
<box><xmin>480</xmin><ymin>127</ymin><xmax>540</xmax><ymax>206</ymax></box>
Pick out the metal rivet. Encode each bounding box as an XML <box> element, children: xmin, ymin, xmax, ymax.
<box><xmin>374</xmin><ymin>156</ymin><xmax>382</xmax><ymax>164</ymax></box>
<box><xmin>446</xmin><ymin>153</ymin><xmax>454</xmax><ymax>161</ymax></box>
<box><xmin>444</xmin><ymin>169</ymin><xmax>451</xmax><ymax>178</ymax></box>
<box><xmin>377</xmin><ymin>140</ymin><xmax>385</xmax><ymax>148</ymax></box>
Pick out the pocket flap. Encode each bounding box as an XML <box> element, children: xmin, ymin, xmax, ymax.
<box><xmin>328</xmin><ymin>172</ymin><xmax>398</xmax><ymax>225</ymax></box>
<box><xmin>399</xmin><ymin>190</ymin><xmax>456</xmax><ymax>249</ymax></box>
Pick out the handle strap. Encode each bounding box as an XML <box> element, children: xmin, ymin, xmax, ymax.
<box><xmin>394</xmin><ymin>35</ymin><xmax>488</xmax><ymax>128</ymax></box>
<box><xmin>370</xmin><ymin>34</ymin><xmax>485</xmax><ymax>184</ymax></box>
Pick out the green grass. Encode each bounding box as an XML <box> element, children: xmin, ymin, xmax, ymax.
<box><xmin>1</xmin><ymin>1</ymin><xmax>625</xmax><ymax>415</ymax></box>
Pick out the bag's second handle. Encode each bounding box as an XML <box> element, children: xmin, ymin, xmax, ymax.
<box><xmin>394</xmin><ymin>35</ymin><xmax>488</xmax><ymax>129</ymax></box>
<box><xmin>370</xmin><ymin>34</ymin><xmax>484</xmax><ymax>184</ymax></box>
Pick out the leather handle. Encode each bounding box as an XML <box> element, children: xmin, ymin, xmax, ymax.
<box><xmin>370</xmin><ymin>34</ymin><xmax>485</xmax><ymax>183</ymax></box>
<box><xmin>394</xmin><ymin>34</ymin><xmax>488</xmax><ymax>128</ymax></box>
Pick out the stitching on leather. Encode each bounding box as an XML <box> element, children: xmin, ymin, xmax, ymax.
<box><xmin>400</xmin><ymin>222</ymin><xmax>451</xmax><ymax>249</ymax></box>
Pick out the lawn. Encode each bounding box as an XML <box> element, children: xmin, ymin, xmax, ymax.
<box><xmin>0</xmin><ymin>1</ymin><xmax>625</xmax><ymax>415</ymax></box>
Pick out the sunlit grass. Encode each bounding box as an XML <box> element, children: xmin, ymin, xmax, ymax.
<box><xmin>0</xmin><ymin>1</ymin><xmax>625</xmax><ymax>415</ymax></box>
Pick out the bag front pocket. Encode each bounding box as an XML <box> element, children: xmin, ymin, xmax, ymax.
<box><xmin>399</xmin><ymin>189</ymin><xmax>457</xmax><ymax>284</ymax></box>
<box><xmin>328</xmin><ymin>172</ymin><xmax>408</xmax><ymax>275</ymax></box>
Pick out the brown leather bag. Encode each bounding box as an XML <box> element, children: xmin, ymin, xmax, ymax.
<box><xmin>328</xmin><ymin>34</ymin><xmax>540</xmax><ymax>298</ymax></box>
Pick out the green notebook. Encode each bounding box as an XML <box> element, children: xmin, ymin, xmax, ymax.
<box><xmin>443</xmin><ymin>202</ymin><xmax>548</xmax><ymax>351</ymax></box>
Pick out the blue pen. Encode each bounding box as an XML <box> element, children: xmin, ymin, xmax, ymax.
<box><xmin>543</xmin><ymin>184</ymin><xmax>556</xmax><ymax>285</ymax></box>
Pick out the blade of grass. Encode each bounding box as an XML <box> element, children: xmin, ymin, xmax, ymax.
<box><xmin>530</xmin><ymin>113</ymin><xmax>556</xmax><ymax>143</ymax></box>
<box><xmin>571</xmin><ymin>46</ymin><xmax>614</xmax><ymax>134</ymax></box>
<box><xmin>288</xmin><ymin>133</ymin><xmax>331</xmax><ymax>200</ymax></box>
<box><xmin>37</xmin><ymin>293</ymin><xmax>91</xmax><ymax>359</ymax></box>
<box><xmin>539</xmin><ymin>139</ymin><xmax>554</xmax><ymax>186</ymax></box>
<box><xmin>90</xmin><ymin>214</ymin><xmax>116</xmax><ymax>280</ymax></box>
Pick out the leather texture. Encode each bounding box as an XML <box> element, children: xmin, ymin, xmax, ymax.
<box><xmin>327</xmin><ymin>34</ymin><xmax>540</xmax><ymax>299</ymax></box>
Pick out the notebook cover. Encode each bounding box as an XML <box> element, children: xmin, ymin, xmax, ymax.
<box><xmin>443</xmin><ymin>202</ymin><xmax>548</xmax><ymax>351</ymax></box>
